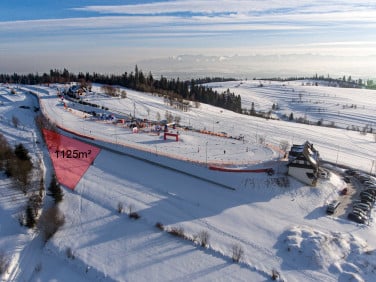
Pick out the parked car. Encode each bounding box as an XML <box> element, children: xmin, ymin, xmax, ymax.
<box><xmin>364</xmin><ymin>189</ymin><xmax>376</xmax><ymax>196</ymax></box>
<box><xmin>360</xmin><ymin>191</ymin><xmax>376</xmax><ymax>200</ymax></box>
<box><xmin>352</xmin><ymin>208</ymin><xmax>368</xmax><ymax>217</ymax></box>
<box><xmin>360</xmin><ymin>199</ymin><xmax>375</xmax><ymax>207</ymax></box>
<box><xmin>358</xmin><ymin>175</ymin><xmax>371</xmax><ymax>183</ymax></box>
<box><xmin>365</xmin><ymin>180</ymin><xmax>376</xmax><ymax>186</ymax></box>
<box><xmin>353</xmin><ymin>202</ymin><xmax>371</xmax><ymax>211</ymax></box>
<box><xmin>353</xmin><ymin>210</ymin><xmax>368</xmax><ymax>220</ymax></box>
<box><xmin>343</xmin><ymin>177</ymin><xmax>351</xmax><ymax>183</ymax></box>
<box><xmin>345</xmin><ymin>169</ymin><xmax>356</xmax><ymax>176</ymax></box>
<box><xmin>361</xmin><ymin>177</ymin><xmax>374</xmax><ymax>184</ymax></box>
<box><xmin>361</xmin><ymin>194</ymin><xmax>375</xmax><ymax>203</ymax></box>
<box><xmin>348</xmin><ymin>212</ymin><xmax>366</xmax><ymax>224</ymax></box>
<box><xmin>326</xmin><ymin>200</ymin><xmax>340</xmax><ymax>214</ymax></box>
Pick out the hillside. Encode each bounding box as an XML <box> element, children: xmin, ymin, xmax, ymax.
<box><xmin>0</xmin><ymin>81</ymin><xmax>376</xmax><ymax>281</ymax></box>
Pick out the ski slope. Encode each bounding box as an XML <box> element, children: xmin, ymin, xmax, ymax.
<box><xmin>1</xmin><ymin>82</ymin><xmax>376</xmax><ymax>282</ymax></box>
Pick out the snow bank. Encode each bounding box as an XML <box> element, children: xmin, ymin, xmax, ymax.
<box><xmin>277</xmin><ymin>225</ymin><xmax>376</xmax><ymax>281</ymax></box>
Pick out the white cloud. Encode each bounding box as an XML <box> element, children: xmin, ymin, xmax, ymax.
<box><xmin>2</xmin><ymin>0</ymin><xmax>376</xmax><ymax>74</ymax></box>
<box><xmin>73</xmin><ymin>0</ymin><xmax>376</xmax><ymax>20</ymax></box>
<box><xmin>0</xmin><ymin>15</ymin><xmax>309</xmax><ymax>34</ymax></box>
<box><xmin>2</xmin><ymin>0</ymin><xmax>375</xmax><ymax>36</ymax></box>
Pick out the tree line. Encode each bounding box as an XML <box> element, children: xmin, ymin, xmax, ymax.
<box><xmin>0</xmin><ymin>67</ymin><xmax>242</xmax><ymax>113</ymax></box>
<box><xmin>259</xmin><ymin>73</ymin><xmax>376</xmax><ymax>89</ymax></box>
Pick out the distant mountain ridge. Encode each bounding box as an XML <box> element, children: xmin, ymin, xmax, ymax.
<box><xmin>137</xmin><ymin>54</ymin><xmax>376</xmax><ymax>80</ymax></box>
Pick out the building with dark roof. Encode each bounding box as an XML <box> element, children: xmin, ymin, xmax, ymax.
<box><xmin>287</xmin><ymin>141</ymin><xmax>320</xmax><ymax>186</ymax></box>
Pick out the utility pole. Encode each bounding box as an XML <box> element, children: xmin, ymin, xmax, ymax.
<box><xmin>205</xmin><ymin>141</ymin><xmax>208</xmax><ymax>166</ymax></box>
<box><xmin>335</xmin><ymin>145</ymin><xmax>340</xmax><ymax>166</ymax></box>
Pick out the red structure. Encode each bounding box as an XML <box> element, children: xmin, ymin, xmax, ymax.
<box><xmin>209</xmin><ymin>166</ymin><xmax>274</xmax><ymax>175</ymax></box>
<box><xmin>42</xmin><ymin>128</ymin><xmax>101</xmax><ymax>190</ymax></box>
<box><xmin>164</xmin><ymin>132</ymin><xmax>179</xmax><ymax>141</ymax></box>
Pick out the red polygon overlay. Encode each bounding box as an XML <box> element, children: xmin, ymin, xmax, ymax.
<box><xmin>42</xmin><ymin>128</ymin><xmax>101</xmax><ymax>190</ymax></box>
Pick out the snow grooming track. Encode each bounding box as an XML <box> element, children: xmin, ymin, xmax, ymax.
<box><xmin>77</xmin><ymin>162</ymin><xmax>278</xmax><ymax>280</ymax></box>
<box><xmin>197</xmin><ymin>217</ymin><xmax>281</xmax><ymax>272</ymax></box>
<box><xmin>69</xmin><ymin>135</ymin><xmax>237</xmax><ymax>191</ymax></box>
<box><xmin>197</xmin><ymin>217</ymin><xmax>333</xmax><ymax>282</ymax></box>
<box><xmin>72</xmin><ymin>149</ymin><xmax>280</xmax><ymax>280</ymax></box>
<box><xmin>42</xmin><ymin>243</ymin><xmax>117</xmax><ymax>282</ymax></box>
<box><xmin>6</xmin><ymin>233</ymin><xmax>45</xmax><ymax>282</ymax></box>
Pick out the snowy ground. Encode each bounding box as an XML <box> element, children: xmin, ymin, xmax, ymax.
<box><xmin>1</xmin><ymin>82</ymin><xmax>376</xmax><ymax>281</ymax></box>
<box><xmin>45</xmin><ymin>81</ymin><xmax>376</xmax><ymax>171</ymax></box>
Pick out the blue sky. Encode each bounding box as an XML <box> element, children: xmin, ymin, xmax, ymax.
<box><xmin>1</xmin><ymin>0</ymin><xmax>376</xmax><ymax>77</ymax></box>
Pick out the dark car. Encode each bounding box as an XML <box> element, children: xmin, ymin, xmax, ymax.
<box><xmin>352</xmin><ymin>208</ymin><xmax>367</xmax><ymax>218</ymax></box>
<box><xmin>365</xmin><ymin>180</ymin><xmax>376</xmax><ymax>186</ymax></box>
<box><xmin>361</xmin><ymin>194</ymin><xmax>375</xmax><ymax>203</ymax></box>
<box><xmin>345</xmin><ymin>169</ymin><xmax>356</xmax><ymax>176</ymax></box>
<box><xmin>348</xmin><ymin>212</ymin><xmax>366</xmax><ymax>224</ymax></box>
<box><xmin>326</xmin><ymin>200</ymin><xmax>340</xmax><ymax>214</ymax></box>
<box><xmin>360</xmin><ymin>191</ymin><xmax>376</xmax><ymax>199</ymax></box>
<box><xmin>364</xmin><ymin>189</ymin><xmax>376</xmax><ymax>196</ymax></box>
<box><xmin>353</xmin><ymin>202</ymin><xmax>371</xmax><ymax>211</ymax></box>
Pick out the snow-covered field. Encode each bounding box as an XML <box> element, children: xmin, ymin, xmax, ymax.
<box><xmin>1</xmin><ymin>81</ymin><xmax>376</xmax><ymax>281</ymax></box>
<box><xmin>208</xmin><ymin>80</ymin><xmax>376</xmax><ymax>131</ymax></box>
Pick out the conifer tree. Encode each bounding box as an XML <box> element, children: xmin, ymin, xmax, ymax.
<box><xmin>14</xmin><ymin>143</ymin><xmax>30</xmax><ymax>161</ymax></box>
<box><xmin>25</xmin><ymin>204</ymin><xmax>36</xmax><ymax>228</ymax></box>
<box><xmin>48</xmin><ymin>175</ymin><xmax>63</xmax><ymax>203</ymax></box>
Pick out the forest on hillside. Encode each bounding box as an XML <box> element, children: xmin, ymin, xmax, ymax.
<box><xmin>0</xmin><ymin>67</ymin><xmax>242</xmax><ymax>113</ymax></box>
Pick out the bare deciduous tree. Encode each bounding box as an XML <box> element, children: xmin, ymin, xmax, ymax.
<box><xmin>198</xmin><ymin>230</ymin><xmax>210</xmax><ymax>247</ymax></box>
<box><xmin>231</xmin><ymin>243</ymin><xmax>244</xmax><ymax>263</ymax></box>
<box><xmin>0</xmin><ymin>251</ymin><xmax>9</xmax><ymax>275</ymax></box>
<box><xmin>12</xmin><ymin>115</ymin><xmax>20</xmax><ymax>128</ymax></box>
<box><xmin>117</xmin><ymin>202</ymin><xmax>123</xmax><ymax>213</ymax></box>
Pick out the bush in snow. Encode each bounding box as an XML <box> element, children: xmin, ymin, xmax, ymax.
<box><xmin>127</xmin><ymin>204</ymin><xmax>140</xmax><ymax>219</ymax></box>
<box><xmin>66</xmin><ymin>247</ymin><xmax>75</xmax><ymax>260</ymax></box>
<box><xmin>117</xmin><ymin>202</ymin><xmax>123</xmax><ymax>214</ymax></box>
<box><xmin>197</xmin><ymin>230</ymin><xmax>210</xmax><ymax>248</ymax></box>
<box><xmin>35</xmin><ymin>263</ymin><xmax>42</xmax><ymax>273</ymax></box>
<box><xmin>129</xmin><ymin>212</ymin><xmax>140</xmax><ymax>220</ymax></box>
<box><xmin>155</xmin><ymin>222</ymin><xmax>164</xmax><ymax>231</ymax></box>
<box><xmin>271</xmin><ymin>268</ymin><xmax>280</xmax><ymax>280</ymax></box>
<box><xmin>12</xmin><ymin>115</ymin><xmax>20</xmax><ymax>128</ymax></box>
<box><xmin>231</xmin><ymin>243</ymin><xmax>244</xmax><ymax>263</ymax></box>
<box><xmin>168</xmin><ymin>226</ymin><xmax>186</xmax><ymax>239</ymax></box>
<box><xmin>0</xmin><ymin>250</ymin><xmax>9</xmax><ymax>275</ymax></box>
